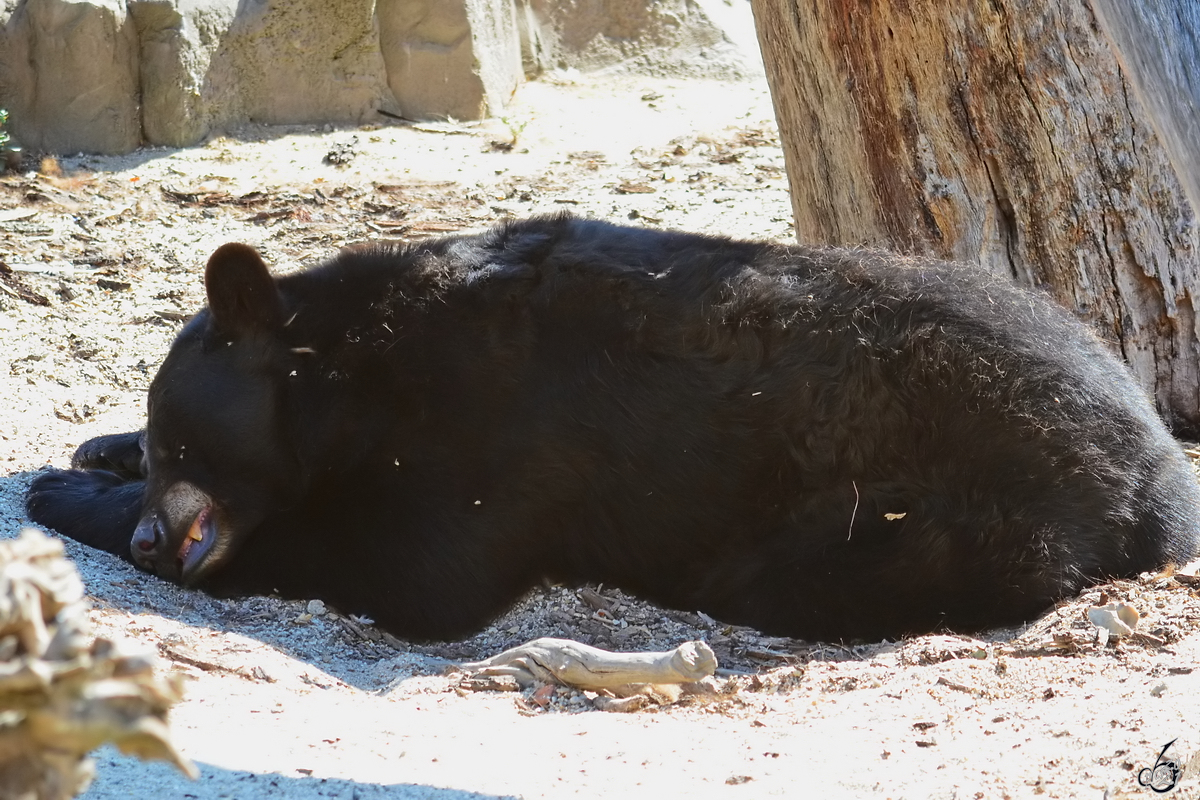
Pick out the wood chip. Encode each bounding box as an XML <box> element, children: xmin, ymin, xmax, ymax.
<box><xmin>0</xmin><ymin>263</ymin><xmax>50</xmax><ymax>305</ymax></box>
<box><xmin>579</xmin><ymin>587</ymin><xmax>613</xmax><ymax>613</ymax></box>
<box><xmin>457</xmin><ymin>674</ymin><xmax>521</xmax><ymax>692</ymax></box>
<box><xmin>0</xmin><ymin>207</ymin><xmax>36</xmax><ymax>222</ymax></box>
<box><xmin>935</xmin><ymin>676</ymin><xmax>977</xmax><ymax>694</ymax></box>
<box><xmin>592</xmin><ymin>694</ymin><xmax>651</xmax><ymax>713</ymax></box>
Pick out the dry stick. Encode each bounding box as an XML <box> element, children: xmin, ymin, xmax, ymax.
<box><xmin>847</xmin><ymin>480</ymin><xmax>860</xmax><ymax>541</ymax></box>
<box><xmin>455</xmin><ymin>637</ymin><xmax>718</xmax><ymax>691</ymax></box>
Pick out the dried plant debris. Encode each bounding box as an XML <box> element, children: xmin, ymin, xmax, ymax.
<box><xmin>354</xmin><ymin>554</ymin><xmax>1198</xmax><ymax>711</ymax></box>
<box><xmin>426</xmin><ymin>554</ymin><xmax>1199</xmax><ymax>713</ymax></box>
<box><xmin>0</xmin><ymin>262</ymin><xmax>50</xmax><ymax>306</ymax></box>
<box><xmin>322</xmin><ymin>137</ymin><xmax>359</xmax><ymax>166</ymax></box>
<box><xmin>1001</xmin><ymin>565</ymin><xmax>1200</xmax><ymax>657</ymax></box>
<box><xmin>0</xmin><ymin>529</ymin><xmax>195</xmax><ymax>800</ymax></box>
<box><xmin>410</xmin><ymin>584</ymin><xmax>809</xmax><ymax>674</ymax></box>
<box><xmin>896</xmin><ymin>635</ymin><xmax>991</xmax><ymax>666</ymax></box>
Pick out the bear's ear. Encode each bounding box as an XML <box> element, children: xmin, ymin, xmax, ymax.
<box><xmin>204</xmin><ymin>243</ymin><xmax>283</xmax><ymax>338</ymax></box>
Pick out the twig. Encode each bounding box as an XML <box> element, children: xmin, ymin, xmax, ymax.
<box><xmin>847</xmin><ymin>480</ymin><xmax>860</xmax><ymax>540</ymax></box>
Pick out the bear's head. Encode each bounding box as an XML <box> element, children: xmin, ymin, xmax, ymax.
<box><xmin>131</xmin><ymin>243</ymin><xmax>302</xmax><ymax>584</ymax></box>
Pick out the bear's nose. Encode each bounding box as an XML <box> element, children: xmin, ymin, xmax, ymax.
<box><xmin>131</xmin><ymin>516</ymin><xmax>165</xmax><ymax>562</ymax></box>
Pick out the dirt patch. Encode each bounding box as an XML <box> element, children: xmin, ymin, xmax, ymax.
<box><xmin>3</xmin><ymin>72</ymin><xmax>1200</xmax><ymax>799</ymax></box>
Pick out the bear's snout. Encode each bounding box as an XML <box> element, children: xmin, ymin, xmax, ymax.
<box><xmin>132</xmin><ymin>515</ymin><xmax>165</xmax><ymax>563</ymax></box>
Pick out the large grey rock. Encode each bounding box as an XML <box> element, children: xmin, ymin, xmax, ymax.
<box><xmin>131</xmin><ymin>0</ymin><xmax>397</xmax><ymax>145</ymax></box>
<box><xmin>128</xmin><ymin>0</ymin><xmax>236</xmax><ymax>147</ymax></box>
<box><xmin>220</xmin><ymin>0</ymin><xmax>395</xmax><ymax>126</ymax></box>
<box><xmin>2</xmin><ymin>0</ymin><xmax>140</xmax><ymax>154</ymax></box>
<box><xmin>521</xmin><ymin>0</ymin><xmax>757</xmax><ymax>80</ymax></box>
<box><xmin>377</xmin><ymin>0</ymin><xmax>522</xmax><ymax>121</ymax></box>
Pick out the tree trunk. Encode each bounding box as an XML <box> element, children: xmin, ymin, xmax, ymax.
<box><xmin>749</xmin><ymin>0</ymin><xmax>1200</xmax><ymax>435</ymax></box>
<box><xmin>1091</xmin><ymin>0</ymin><xmax>1200</xmax><ymax>212</ymax></box>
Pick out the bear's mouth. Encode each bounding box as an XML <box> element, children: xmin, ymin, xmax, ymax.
<box><xmin>177</xmin><ymin>506</ymin><xmax>216</xmax><ymax>578</ymax></box>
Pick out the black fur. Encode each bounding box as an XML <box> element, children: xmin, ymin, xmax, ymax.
<box><xmin>26</xmin><ymin>214</ymin><xmax>1200</xmax><ymax>641</ymax></box>
<box><xmin>26</xmin><ymin>469</ymin><xmax>145</xmax><ymax>561</ymax></box>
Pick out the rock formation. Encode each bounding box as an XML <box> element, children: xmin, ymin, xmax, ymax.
<box><xmin>0</xmin><ymin>0</ymin><xmax>755</xmax><ymax>154</ymax></box>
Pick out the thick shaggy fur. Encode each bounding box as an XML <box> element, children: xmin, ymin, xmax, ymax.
<box><xmin>26</xmin><ymin>215</ymin><xmax>1200</xmax><ymax>641</ymax></box>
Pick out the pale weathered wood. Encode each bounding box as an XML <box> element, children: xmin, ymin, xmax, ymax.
<box><xmin>455</xmin><ymin>637</ymin><xmax>717</xmax><ymax>690</ymax></box>
<box><xmin>750</xmin><ymin>0</ymin><xmax>1200</xmax><ymax>434</ymax></box>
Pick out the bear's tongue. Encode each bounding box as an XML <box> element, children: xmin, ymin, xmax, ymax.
<box><xmin>177</xmin><ymin>507</ymin><xmax>212</xmax><ymax>571</ymax></box>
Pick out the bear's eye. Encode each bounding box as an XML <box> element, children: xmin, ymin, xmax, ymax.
<box><xmin>147</xmin><ymin>440</ymin><xmax>177</xmax><ymax>466</ymax></box>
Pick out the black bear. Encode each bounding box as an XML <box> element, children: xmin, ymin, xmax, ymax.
<box><xmin>26</xmin><ymin>214</ymin><xmax>1200</xmax><ymax>642</ymax></box>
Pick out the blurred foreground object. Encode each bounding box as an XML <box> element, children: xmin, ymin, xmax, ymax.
<box><xmin>0</xmin><ymin>528</ymin><xmax>196</xmax><ymax>800</ymax></box>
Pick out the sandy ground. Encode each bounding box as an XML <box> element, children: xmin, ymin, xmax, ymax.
<box><xmin>3</xmin><ymin>69</ymin><xmax>1200</xmax><ymax>800</ymax></box>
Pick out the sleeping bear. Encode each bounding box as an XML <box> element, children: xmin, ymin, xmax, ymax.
<box><xmin>25</xmin><ymin>214</ymin><xmax>1200</xmax><ymax>642</ymax></box>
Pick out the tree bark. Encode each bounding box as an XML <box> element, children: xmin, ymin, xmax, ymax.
<box><xmin>1091</xmin><ymin>0</ymin><xmax>1200</xmax><ymax>212</ymax></box>
<box><xmin>750</xmin><ymin>0</ymin><xmax>1200</xmax><ymax>435</ymax></box>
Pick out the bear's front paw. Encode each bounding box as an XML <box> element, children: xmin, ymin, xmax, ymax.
<box><xmin>28</xmin><ymin>467</ymin><xmax>126</xmax><ymax>512</ymax></box>
<box><xmin>71</xmin><ymin>431</ymin><xmax>146</xmax><ymax>477</ymax></box>
<box><xmin>26</xmin><ymin>469</ymin><xmax>145</xmax><ymax>560</ymax></box>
